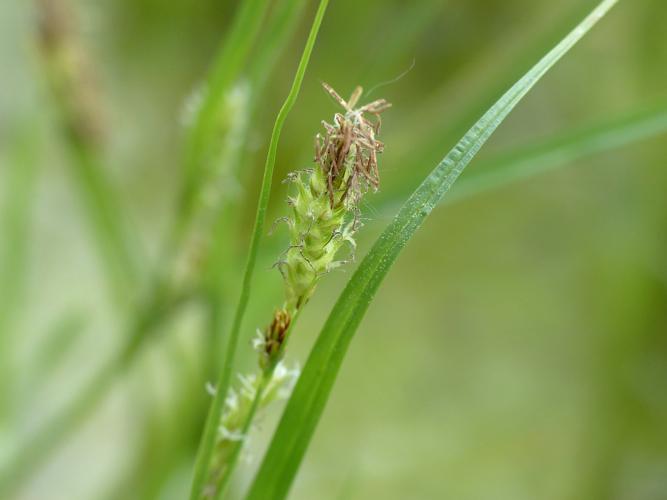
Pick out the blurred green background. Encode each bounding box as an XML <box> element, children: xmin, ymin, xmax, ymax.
<box><xmin>1</xmin><ymin>0</ymin><xmax>666</xmax><ymax>499</ymax></box>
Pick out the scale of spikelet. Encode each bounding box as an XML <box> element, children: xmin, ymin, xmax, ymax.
<box><xmin>277</xmin><ymin>83</ymin><xmax>391</xmax><ymax>315</ymax></box>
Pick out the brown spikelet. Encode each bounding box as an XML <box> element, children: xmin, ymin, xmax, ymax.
<box><xmin>316</xmin><ymin>83</ymin><xmax>391</xmax><ymax>208</ymax></box>
<box><xmin>263</xmin><ymin>309</ymin><xmax>291</xmax><ymax>362</ymax></box>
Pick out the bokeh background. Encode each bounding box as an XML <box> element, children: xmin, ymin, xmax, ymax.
<box><xmin>1</xmin><ymin>0</ymin><xmax>666</xmax><ymax>499</ymax></box>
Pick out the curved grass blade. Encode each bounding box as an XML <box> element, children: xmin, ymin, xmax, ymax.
<box><xmin>447</xmin><ymin>100</ymin><xmax>667</xmax><ymax>203</ymax></box>
<box><xmin>378</xmin><ymin>1</ymin><xmax>606</xmax><ymax>210</ymax></box>
<box><xmin>245</xmin><ymin>1</ymin><xmax>620</xmax><ymax>498</ymax></box>
<box><xmin>188</xmin><ymin>1</ymin><xmax>330</xmax><ymax>498</ymax></box>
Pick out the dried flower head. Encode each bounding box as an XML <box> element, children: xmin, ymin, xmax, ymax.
<box><xmin>277</xmin><ymin>83</ymin><xmax>390</xmax><ymax>311</ymax></box>
<box><xmin>317</xmin><ymin>83</ymin><xmax>391</xmax><ymax>208</ymax></box>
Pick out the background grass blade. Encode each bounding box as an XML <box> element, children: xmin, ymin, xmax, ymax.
<box><xmin>378</xmin><ymin>100</ymin><xmax>667</xmax><ymax>212</ymax></box>
<box><xmin>0</xmin><ymin>128</ymin><xmax>39</xmax><ymax>425</ymax></box>
<box><xmin>0</xmin><ymin>1</ymin><xmax>276</xmax><ymax>494</ymax></box>
<box><xmin>446</xmin><ymin>101</ymin><xmax>667</xmax><ymax>203</ymax></box>
<box><xmin>37</xmin><ymin>0</ymin><xmax>140</xmax><ymax>307</ymax></box>
<box><xmin>245</xmin><ymin>1</ymin><xmax>620</xmax><ymax>498</ymax></box>
<box><xmin>179</xmin><ymin>0</ymin><xmax>271</xmax><ymax>230</ymax></box>
<box><xmin>188</xmin><ymin>1</ymin><xmax>330</xmax><ymax>498</ymax></box>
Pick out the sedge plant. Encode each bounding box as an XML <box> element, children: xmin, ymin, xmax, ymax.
<box><xmin>8</xmin><ymin>1</ymin><xmax>666</xmax><ymax>499</ymax></box>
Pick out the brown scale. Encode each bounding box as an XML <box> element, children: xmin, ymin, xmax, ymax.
<box><xmin>315</xmin><ymin>83</ymin><xmax>391</xmax><ymax>208</ymax></box>
<box><xmin>264</xmin><ymin>309</ymin><xmax>291</xmax><ymax>359</ymax></box>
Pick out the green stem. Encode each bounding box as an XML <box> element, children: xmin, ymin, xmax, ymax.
<box><xmin>188</xmin><ymin>1</ymin><xmax>330</xmax><ymax>498</ymax></box>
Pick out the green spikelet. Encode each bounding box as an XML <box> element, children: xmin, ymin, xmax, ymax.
<box><xmin>278</xmin><ymin>83</ymin><xmax>391</xmax><ymax>313</ymax></box>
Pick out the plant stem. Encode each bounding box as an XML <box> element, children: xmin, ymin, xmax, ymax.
<box><xmin>215</xmin><ymin>309</ymin><xmax>303</xmax><ymax>499</ymax></box>
<box><xmin>188</xmin><ymin>1</ymin><xmax>330</xmax><ymax>498</ymax></box>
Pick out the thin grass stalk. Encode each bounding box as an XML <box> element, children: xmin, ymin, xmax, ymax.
<box><xmin>188</xmin><ymin>2</ymin><xmax>330</xmax><ymax>498</ymax></box>
<box><xmin>104</xmin><ymin>3</ymin><xmax>312</xmax><ymax>493</ymax></box>
<box><xmin>205</xmin><ymin>0</ymin><xmax>310</xmax><ymax>372</ymax></box>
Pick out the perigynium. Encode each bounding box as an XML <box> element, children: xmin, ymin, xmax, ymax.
<box><xmin>203</xmin><ymin>83</ymin><xmax>390</xmax><ymax>497</ymax></box>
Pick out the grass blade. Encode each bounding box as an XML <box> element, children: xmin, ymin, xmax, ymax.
<box><xmin>379</xmin><ymin>1</ymin><xmax>605</xmax><ymax>209</ymax></box>
<box><xmin>188</xmin><ymin>1</ymin><xmax>330</xmax><ymax>498</ymax></box>
<box><xmin>245</xmin><ymin>1</ymin><xmax>620</xmax><ymax>498</ymax></box>
<box><xmin>447</xmin><ymin>100</ymin><xmax>667</xmax><ymax>203</ymax></box>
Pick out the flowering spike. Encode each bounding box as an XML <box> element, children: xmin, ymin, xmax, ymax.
<box><xmin>278</xmin><ymin>83</ymin><xmax>390</xmax><ymax>311</ymax></box>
